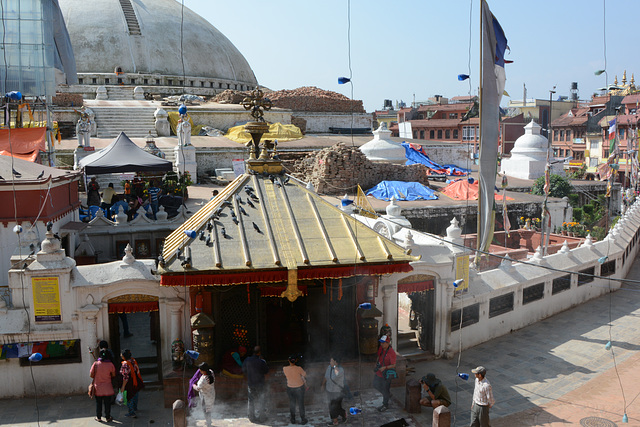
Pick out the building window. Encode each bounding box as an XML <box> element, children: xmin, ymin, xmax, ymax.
<box><xmin>463</xmin><ymin>126</ymin><xmax>475</xmax><ymax>141</ymax></box>
<box><xmin>489</xmin><ymin>293</ymin><xmax>514</xmax><ymax>318</ymax></box>
<box><xmin>117</xmin><ymin>78</ymin><xmax>122</xmax><ymax>84</ymax></box>
<box><xmin>449</xmin><ymin>113</ymin><xmax>458</xmax><ymax>119</ymax></box>
<box><xmin>78</xmin><ymin>78</ymin><xmax>83</xmax><ymax>84</ymax></box>
<box><xmin>603</xmin><ymin>149</ymin><xmax>609</xmax><ymax>158</ymax></box>
<box><xmin>450</xmin><ymin>303</ymin><xmax>480</xmax><ymax>330</ymax></box>
<box><xmin>18</xmin><ymin>339</ymin><xmax>82</xmax><ymax>366</ymax></box>
<box><xmin>201</xmin><ymin>81</ymin><xmax>204</xmax><ymax>87</ymax></box>
<box><xmin>554</xmin><ymin>130</ymin><xmax>559</xmax><ymax>141</ymax></box>
<box><xmin>219</xmin><ymin>83</ymin><xmax>223</xmax><ymax>88</ymax></box>
<box><xmin>92</xmin><ymin>78</ymin><xmax>97</xmax><ymax>84</ymax></box>
<box><xmin>413</xmin><ymin>131</ymin><xmax>418</xmax><ymax>139</ymax></box>
<box><xmin>560</xmin><ymin>130</ymin><xmax>565</xmax><ymax>140</ymax></box>
<box><xmin>552</xmin><ymin>274</ymin><xmax>572</xmax><ymax>294</ymax></box>
<box><xmin>601</xmin><ymin>260</ymin><xmax>615</xmax><ymax>276</ymax></box>
<box><xmin>190</xmin><ymin>80</ymin><xmax>194</xmax><ymax>86</ymax></box>
<box><xmin>453</xmin><ymin>129</ymin><xmax>459</xmax><ymax>139</ymax></box>
<box><xmin>430</xmin><ymin>130</ymin><xmax>435</xmax><ymax>139</ymax></box>
<box><xmin>566</xmin><ymin>130</ymin><xmax>571</xmax><ymax>141</ymax></box>
<box><xmin>168</xmin><ymin>79</ymin><xmax>173</xmax><ymax>85</ymax></box>
<box><xmin>144</xmin><ymin>79</ymin><xmax>148</xmax><ymax>84</ymax></box>
<box><xmin>179</xmin><ymin>80</ymin><xmax>184</xmax><ymax>86</ymax></box>
<box><xmin>445</xmin><ymin>129</ymin><xmax>451</xmax><ymax>139</ymax></box>
<box><xmin>590</xmin><ymin>140</ymin><xmax>599</xmax><ymax>150</ymax></box>
<box><xmin>523</xmin><ymin>283</ymin><xmax>544</xmax><ymax>304</ymax></box>
<box><xmin>155</xmin><ymin>79</ymin><xmax>160</xmax><ymax>85</ymax></box>
<box><xmin>437</xmin><ymin>130</ymin><xmax>443</xmax><ymax>139</ymax></box>
<box><xmin>210</xmin><ymin>82</ymin><xmax>214</xmax><ymax>88</ymax></box>
<box><xmin>420</xmin><ymin>130</ymin><xmax>424</xmax><ymax>139</ymax></box>
<box><xmin>105</xmin><ymin>78</ymin><xmax>110</xmax><ymax>84</ymax></box>
<box><xmin>130</xmin><ymin>79</ymin><xmax>135</xmax><ymax>84</ymax></box>
<box><xmin>619</xmin><ymin>128</ymin><xmax>625</xmax><ymax>139</ymax></box>
<box><xmin>559</xmin><ymin>149</ymin><xmax>564</xmax><ymax>157</ymax></box>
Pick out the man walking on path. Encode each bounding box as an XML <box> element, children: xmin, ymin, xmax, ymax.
<box><xmin>373</xmin><ymin>335</ymin><xmax>397</xmax><ymax>412</ymax></box>
<box><xmin>470</xmin><ymin>366</ymin><xmax>494</xmax><ymax>427</ymax></box>
<box><xmin>242</xmin><ymin>345</ymin><xmax>269</xmax><ymax>423</ymax></box>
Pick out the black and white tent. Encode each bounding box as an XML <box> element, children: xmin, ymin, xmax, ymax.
<box><xmin>78</xmin><ymin>132</ymin><xmax>172</xmax><ymax>174</ymax></box>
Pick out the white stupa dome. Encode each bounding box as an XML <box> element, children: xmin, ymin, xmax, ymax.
<box><xmin>501</xmin><ymin>120</ymin><xmax>549</xmax><ymax>180</ymax></box>
<box><xmin>359</xmin><ymin>123</ymin><xmax>405</xmax><ymax>164</ymax></box>
<box><xmin>59</xmin><ymin>0</ymin><xmax>257</xmax><ymax>87</ymax></box>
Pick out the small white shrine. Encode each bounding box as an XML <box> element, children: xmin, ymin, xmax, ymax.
<box><xmin>501</xmin><ymin>120</ymin><xmax>550</xmax><ymax>180</ymax></box>
<box><xmin>359</xmin><ymin>122</ymin><xmax>406</xmax><ymax>164</ymax></box>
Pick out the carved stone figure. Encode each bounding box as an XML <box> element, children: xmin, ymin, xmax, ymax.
<box><xmin>177</xmin><ymin>114</ymin><xmax>192</xmax><ymax>147</ymax></box>
<box><xmin>76</xmin><ymin>113</ymin><xmax>92</xmax><ymax>147</ymax></box>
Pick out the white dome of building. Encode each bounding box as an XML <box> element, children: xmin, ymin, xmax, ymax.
<box><xmin>501</xmin><ymin>120</ymin><xmax>549</xmax><ymax>180</ymax></box>
<box><xmin>58</xmin><ymin>0</ymin><xmax>257</xmax><ymax>89</ymax></box>
<box><xmin>359</xmin><ymin>123</ymin><xmax>405</xmax><ymax>164</ymax></box>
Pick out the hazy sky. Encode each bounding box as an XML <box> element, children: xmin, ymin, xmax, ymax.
<box><xmin>185</xmin><ymin>0</ymin><xmax>639</xmax><ymax>112</ymax></box>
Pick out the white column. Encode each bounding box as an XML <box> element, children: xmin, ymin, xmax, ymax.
<box><xmin>443</xmin><ymin>282</ymin><xmax>455</xmax><ymax>358</ymax></box>
<box><xmin>381</xmin><ymin>284</ymin><xmax>397</xmax><ymax>345</ymax></box>
<box><xmin>167</xmin><ymin>299</ymin><xmax>185</xmax><ymax>345</ymax></box>
<box><xmin>80</xmin><ymin>303</ymin><xmax>100</xmax><ymax>360</ymax></box>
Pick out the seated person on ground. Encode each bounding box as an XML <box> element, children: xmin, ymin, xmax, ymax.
<box><xmin>221</xmin><ymin>345</ymin><xmax>247</xmax><ymax>377</ymax></box>
<box><xmin>419</xmin><ymin>373</ymin><xmax>451</xmax><ymax>408</ymax></box>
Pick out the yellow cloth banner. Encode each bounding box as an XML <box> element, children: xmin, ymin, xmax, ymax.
<box><xmin>167</xmin><ymin>112</ymin><xmax>202</xmax><ymax>136</ymax></box>
<box><xmin>225</xmin><ymin>122</ymin><xmax>303</xmax><ymax>144</ymax></box>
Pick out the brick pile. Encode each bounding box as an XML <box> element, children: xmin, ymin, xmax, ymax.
<box><xmin>290</xmin><ymin>142</ymin><xmax>429</xmax><ymax>195</ymax></box>
<box><xmin>52</xmin><ymin>93</ymin><xmax>84</xmax><ymax>107</ymax></box>
<box><xmin>266</xmin><ymin>87</ymin><xmax>364</xmax><ymax>113</ymax></box>
<box><xmin>213</xmin><ymin>87</ymin><xmax>365</xmax><ymax>113</ymax></box>
<box><xmin>213</xmin><ymin>89</ymin><xmax>251</xmax><ymax>104</ymax></box>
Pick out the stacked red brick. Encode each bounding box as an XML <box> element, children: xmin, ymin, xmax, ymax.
<box><xmin>291</xmin><ymin>142</ymin><xmax>429</xmax><ymax>195</ymax></box>
<box><xmin>52</xmin><ymin>93</ymin><xmax>84</xmax><ymax>107</ymax></box>
<box><xmin>266</xmin><ymin>87</ymin><xmax>364</xmax><ymax>113</ymax></box>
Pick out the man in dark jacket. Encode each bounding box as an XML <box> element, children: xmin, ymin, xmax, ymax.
<box><xmin>242</xmin><ymin>345</ymin><xmax>269</xmax><ymax>423</ymax></box>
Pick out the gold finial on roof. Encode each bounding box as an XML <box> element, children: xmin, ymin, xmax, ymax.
<box><xmin>241</xmin><ymin>88</ymin><xmax>282</xmax><ymax>173</ymax></box>
<box><xmin>632</xmin><ymin>74</ymin><xmax>635</xmax><ymax>85</ymax></box>
<box><xmin>614</xmin><ymin>75</ymin><xmax>618</xmax><ymax>85</ymax></box>
<box><xmin>623</xmin><ymin>70</ymin><xmax>627</xmax><ymax>85</ymax></box>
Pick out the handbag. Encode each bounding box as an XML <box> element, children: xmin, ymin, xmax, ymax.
<box><xmin>384</xmin><ymin>369</ymin><xmax>398</xmax><ymax>380</ymax></box>
<box><xmin>88</xmin><ymin>380</ymin><xmax>96</xmax><ymax>399</ymax></box>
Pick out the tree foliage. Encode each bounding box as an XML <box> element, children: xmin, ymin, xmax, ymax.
<box><xmin>531</xmin><ymin>174</ymin><xmax>573</xmax><ymax>199</ymax></box>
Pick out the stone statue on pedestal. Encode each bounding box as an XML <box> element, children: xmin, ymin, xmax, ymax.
<box><xmin>177</xmin><ymin>114</ymin><xmax>192</xmax><ymax>147</ymax></box>
<box><xmin>76</xmin><ymin>112</ymin><xmax>92</xmax><ymax>147</ymax></box>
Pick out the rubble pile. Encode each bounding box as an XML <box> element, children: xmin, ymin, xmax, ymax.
<box><xmin>52</xmin><ymin>93</ymin><xmax>84</xmax><ymax>107</ymax></box>
<box><xmin>266</xmin><ymin>86</ymin><xmax>365</xmax><ymax>113</ymax></box>
<box><xmin>213</xmin><ymin>89</ymin><xmax>251</xmax><ymax>104</ymax></box>
<box><xmin>290</xmin><ymin>143</ymin><xmax>429</xmax><ymax>195</ymax></box>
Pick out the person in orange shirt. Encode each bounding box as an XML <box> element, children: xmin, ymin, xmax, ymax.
<box><xmin>283</xmin><ymin>354</ymin><xmax>307</xmax><ymax>425</ymax></box>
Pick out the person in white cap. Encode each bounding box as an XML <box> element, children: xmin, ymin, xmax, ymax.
<box><xmin>373</xmin><ymin>335</ymin><xmax>396</xmax><ymax>412</ymax></box>
<box><xmin>470</xmin><ymin>366</ymin><xmax>494</xmax><ymax>427</ymax></box>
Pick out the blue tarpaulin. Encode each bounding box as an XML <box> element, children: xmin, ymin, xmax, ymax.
<box><xmin>402</xmin><ymin>142</ymin><xmax>470</xmax><ymax>176</ymax></box>
<box><xmin>366</xmin><ymin>180</ymin><xmax>438</xmax><ymax>201</ymax></box>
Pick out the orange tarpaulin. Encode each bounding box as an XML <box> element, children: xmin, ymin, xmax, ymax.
<box><xmin>0</xmin><ymin>127</ymin><xmax>46</xmax><ymax>162</ymax></box>
<box><xmin>440</xmin><ymin>179</ymin><xmax>513</xmax><ymax>201</ymax></box>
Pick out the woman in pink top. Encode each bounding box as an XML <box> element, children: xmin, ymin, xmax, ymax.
<box><xmin>283</xmin><ymin>354</ymin><xmax>308</xmax><ymax>425</ymax></box>
<box><xmin>90</xmin><ymin>349</ymin><xmax>116</xmax><ymax>422</ymax></box>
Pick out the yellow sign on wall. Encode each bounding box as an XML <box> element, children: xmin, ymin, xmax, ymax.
<box><xmin>455</xmin><ymin>255</ymin><xmax>470</xmax><ymax>294</ymax></box>
<box><xmin>32</xmin><ymin>276</ymin><xmax>61</xmax><ymax>322</ymax></box>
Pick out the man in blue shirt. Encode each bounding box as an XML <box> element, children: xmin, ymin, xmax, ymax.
<box><xmin>147</xmin><ymin>180</ymin><xmax>162</xmax><ymax>219</ymax></box>
<box><xmin>242</xmin><ymin>345</ymin><xmax>269</xmax><ymax>423</ymax></box>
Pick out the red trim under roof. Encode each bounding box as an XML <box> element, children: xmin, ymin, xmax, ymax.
<box><xmin>160</xmin><ymin>263</ymin><xmax>414</xmax><ymax>287</ymax></box>
<box><xmin>108</xmin><ymin>301</ymin><xmax>159</xmax><ymax>314</ymax></box>
<box><xmin>398</xmin><ymin>280</ymin><xmax>434</xmax><ymax>294</ymax></box>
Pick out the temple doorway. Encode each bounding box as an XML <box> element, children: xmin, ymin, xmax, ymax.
<box><xmin>108</xmin><ymin>294</ymin><xmax>162</xmax><ymax>385</ymax></box>
<box><xmin>397</xmin><ymin>275</ymin><xmax>436</xmax><ymax>355</ymax></box>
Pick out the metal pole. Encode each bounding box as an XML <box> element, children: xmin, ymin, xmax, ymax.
<box><xmin>542</xmin><ymin>89</ymin><xmax>555</xmax><ymax>255</ymax></box>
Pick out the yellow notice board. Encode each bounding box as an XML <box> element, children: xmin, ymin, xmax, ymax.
<box><xmin>32</xmin><ymin>277</ymin><xmax>62</xmax><ymax>322</ymax></box>
<box><xmin>455</xmin><ymin>255</ymin><xmax>470</xmax><ymax>294</ymax></box>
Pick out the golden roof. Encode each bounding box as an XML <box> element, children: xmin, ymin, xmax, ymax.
<box><xmin>158</xmin><ymin>172</ymin><xmax>418</xmax><ymax>287</ymax></box>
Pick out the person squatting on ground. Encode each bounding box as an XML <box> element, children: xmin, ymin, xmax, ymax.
<box><xmin>120</xmin><ymin>349</ymin><xmax>144</xmax><ymax>418</ymax></box>
<box><xmin>321</xmin><ymin>356</ymin><xmax>347</xmax><ymax>425</ymax></box>
<box><xmin>283</xmin><ymin>354</ymin><xmax>308</xmax><ymax>425</ymax></box>
<box><xmin>419</xmin><ymin>373</ymin><xmax>452</xmax><ymax>409</ymax></box>
<box><xmin>470</xmin><ymin>366</ymin><xmax>495</xmax><ymax>427</ymax></box>
<box><xmin>242</xmin><ymin>345</ymin><xmax>269</xmax><ymax>423</ymax></box>
<box><xmin>373</xmin><ymin>335</ymin><xmax>397</xmax><ymax>412</ymax></box>
<box><xmin>90</xmin><ymin>349</ymin><xmax>116</xmax><ymax>422</ymax></box>
<box><xmin>192</xmin><ymin>362</ymin><xmax>216</xmax><ymax>424</ymax></box>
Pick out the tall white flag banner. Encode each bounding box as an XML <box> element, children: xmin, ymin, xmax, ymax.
<box><xmin>477</xmin><ymin>1</ymin><xmax>508</xmax><ymax>253</ymax></box>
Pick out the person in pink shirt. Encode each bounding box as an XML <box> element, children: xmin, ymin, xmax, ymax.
<box><xmin>90</xmin><ymin>349</ymin><xmax>116</xmax><ymax>422</ymax></box>
<box><xmin>283</xmin><ymin>354</ymin><xmax>307</xmax><ymax>425</ymax></box>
